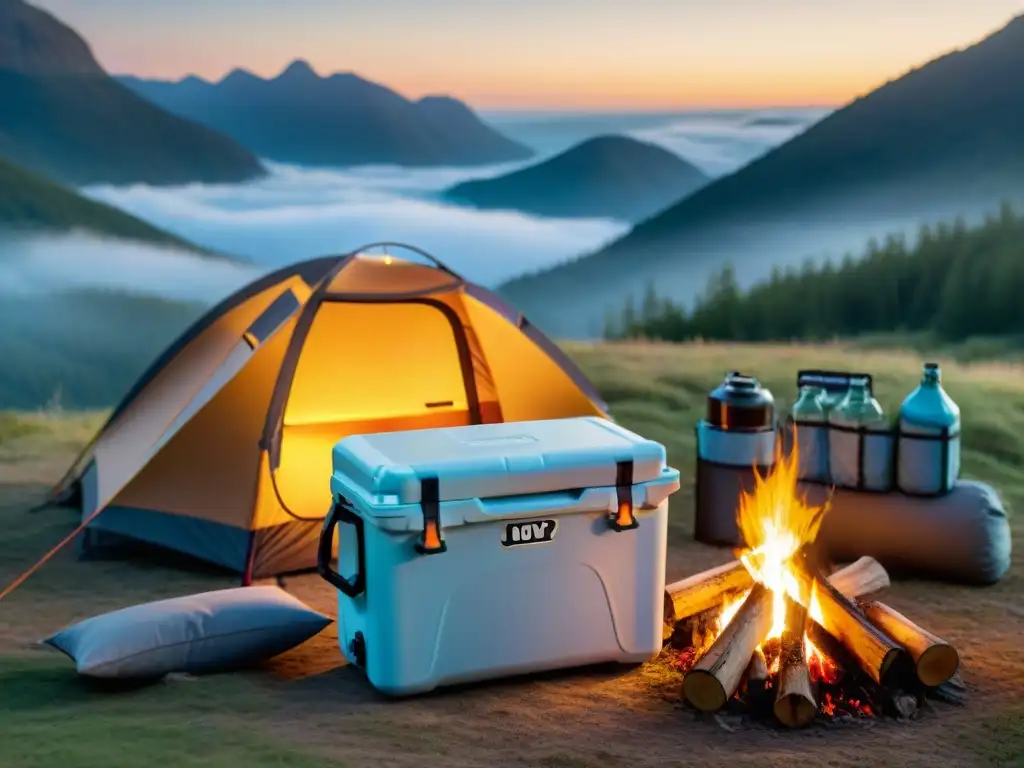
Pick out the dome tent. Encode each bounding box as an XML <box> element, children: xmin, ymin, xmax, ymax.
<box><xmin>51</xmin><ymin>244</ymin><xmax>608</xmax><ymax>583</ymax></box>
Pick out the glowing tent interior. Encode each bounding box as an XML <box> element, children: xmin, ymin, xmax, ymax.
<box><xmin>51</xmin><ymin>244</ymin><xmax>609</xmax><ymax>582</ymax></box>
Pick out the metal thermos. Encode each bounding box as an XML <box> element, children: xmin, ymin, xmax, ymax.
<box><xmin>697</xmin><ymin>372</ymin><xmax>777</xmax><ymax>466</ymax></box>
<box><xmin>695</xmin><ymin>372</ymin><xmax>777</xmax><ymax>547</ymax></box>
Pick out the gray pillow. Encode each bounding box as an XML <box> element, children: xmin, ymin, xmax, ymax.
<box><xmin>43</xmin><ymin>586</ymin><xmax>332</xmax><ymax>679</ymax></box>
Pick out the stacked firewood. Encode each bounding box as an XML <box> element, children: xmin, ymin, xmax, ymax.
<box><xmin>663</xmin><ymin>555</ymin><xmax>963</xmax><ymax>728</ymax></box>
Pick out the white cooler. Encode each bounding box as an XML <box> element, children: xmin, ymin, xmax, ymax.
<box><xmin>317</xmin><ymin>416</ymin><xmax>680</xmax><ymax>696</ymax></box>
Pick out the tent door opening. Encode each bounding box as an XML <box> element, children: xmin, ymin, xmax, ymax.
<box><xmin>270</xmin><ymin>298</ymin><xmax>480</xmax><ymax>521</ymax></box>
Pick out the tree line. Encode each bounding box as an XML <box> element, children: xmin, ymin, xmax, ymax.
<box><xmin>606</xmin><ymin>203</ymin><xmax>1024</xmax><ymax>343</ymax></box>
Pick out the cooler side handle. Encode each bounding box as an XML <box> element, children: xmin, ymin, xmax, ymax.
<box><xmin>317</xmin><ymin>498</ymin><xmax>366</xmax><ymax>598</ymax></box>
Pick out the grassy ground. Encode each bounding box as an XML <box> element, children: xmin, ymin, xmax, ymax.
<box><xmin>1</xmin><ymin>341</ymin><xmax>1022</xmax><ymax>767</ymax></box>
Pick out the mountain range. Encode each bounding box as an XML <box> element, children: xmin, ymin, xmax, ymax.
<box><xmin>118</xmin><ymin>61</ymin><xmax>535</xmax><ymax>168</ymax></box>
<box><xmin>0</xmin><ymin>0</ymin><xmax>264</xmax><ymax>186</ymax></box>
<box><xmin>443</xmin><ymin>136</ymin><xmax>709</xmax><ymax>222</ymax></box>
<box><xmin>500</xmin><ymin>14</ymin><xmax>1024</xmax><ymax>338</ymax></box>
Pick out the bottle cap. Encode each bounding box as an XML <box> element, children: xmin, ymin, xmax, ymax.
<box><xmin>706</xmin><ymin>372</ymin><xmax>775</xmax><ymax>431</ymax></box>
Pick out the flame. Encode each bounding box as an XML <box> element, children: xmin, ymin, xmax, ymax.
<box><xmin>717</xmin><ymin>590</ymin><xmax>750</xmax><ymax>631</ymax></box>
<box><xmin>803</xmin><ymin>584</ymin><xmax>831</xmax><ymax>677</ymax></box>
<box><xmin>705</xmin><ymin>435</ymin><xmax>843</xmax><ymax>692</ymax></box>
<box><xmin>736</xmin><ymin>439</ymin><xmax>827</xmax><ymax>640</ymax></box>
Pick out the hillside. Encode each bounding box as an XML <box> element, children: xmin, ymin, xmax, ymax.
<box><xmin>118</xmin><ymin>60</ymin><xmax>535</xmax><ymax>168</ymax></box>
<box><xmin>500</xmin><ymin>14</ymin><xmax>1024</xmax><ymax>338</ymax></box>
<box><xmin>0</xmin><ymin>156</ymin><xmax>202</xmax><ymax>250</ymax></box>
<box><xmin>444</xmin><ymin>135</ymin><xmax>709</xmax><ymax>222</ymax></box>
<box><xmin>615</xmin><ymin>203</ymin><xmax>1024</xmax><ymax>348</ymax></box>
<box><xmin>0</xmin><ymin>0</ymin><xmax>265</xmax><ymax>185</ymax></box>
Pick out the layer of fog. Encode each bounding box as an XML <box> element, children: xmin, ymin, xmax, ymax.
<box><xmin>82</xmin><ymin>162</ymin><xmax>630</xmax><ymax>287</ymax></box>
<box><xmin>0</xmin><ymin>232</ymin><xmax>265</xmax><ymax>302</ymax></box>
<box><xmin>76</xmin><ymin>108</ymin><xmax>817</xmax><ymax>288</ymax></box>
<box><xmin>485</xmin><ymin>107</ymin><xmax>831</xmax><ymax>176</ymax></box>
<box><xmin>514</xmin><ymin>201</ymin><xmax>1001</xmax><ymax>340</ymax></box>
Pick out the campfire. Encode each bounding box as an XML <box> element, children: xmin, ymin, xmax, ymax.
<box><xmin>665</xmin><ymin>442</ymin><xmax>965</xmax><ymax>728</ymax></box>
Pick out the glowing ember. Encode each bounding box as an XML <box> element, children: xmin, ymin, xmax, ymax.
<box><xmin>803</xmin><ymin>583</ymin><xmax>832</xmax><ymax>678</ymax></box>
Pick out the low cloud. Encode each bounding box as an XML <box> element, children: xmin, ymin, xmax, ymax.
<box><xmin>82</xmin><ymin>162</ymin><xmax>630</xmax><ymax>287</ymax></box>
<box><xmin>42</xmin><ymin>109</ymin><xmax>823</xmax><ymax>294</ymax></box>
<box><xmin>484</xmin><ymin>107</ymin><xmax>830</xmax><ymax>177</ymax></box>
<box><xmin>627</xmin><ymin>108</ymin><xmax>830</xmax><ymax>176</ymax></box>
<box><xmin>0</xmin><ymin>231</ymin><xmax>265</xmax><ymax>302</ymax></box>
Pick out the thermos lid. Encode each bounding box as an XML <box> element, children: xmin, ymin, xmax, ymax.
<box><xmin>707</xmin><ymin>372</ymin><xmax>776</xmax><ymax>431</ymax></box>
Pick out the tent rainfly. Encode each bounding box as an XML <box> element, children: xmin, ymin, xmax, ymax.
<box><xmin>51</xmin><ymin>244</ymin><xmax>609</xmax><ymax>583</ymax></box>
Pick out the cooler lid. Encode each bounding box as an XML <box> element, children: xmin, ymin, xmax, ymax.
<box><xmin>330</xmin><ymin>416</ymin><xmax>667</xmax><ymax>513</ymax></box>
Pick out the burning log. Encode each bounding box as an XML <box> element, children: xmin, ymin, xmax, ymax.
<box><xmin>805</xmin><ymin>621</ymin><xmax>847</xmax><ymax>685</ymax></box>
<box><xmin>794</xmin><ymin>559</ymin><xmax>909</xmax><ymax>687</ymax></box>
<box><xmin>664</xmin><ymin>555</ymin><xmax>888</xmax><ymax>640</ymax></box>
<box><xmin>795</xmin><ymin>557</ymin><xmax>889</xmax><ymax>687</ymax></box>
<box><xmin>826</xmin><ymin>556</ymin><xmax>891</xmax><ymax>598</ymax></box>
<box><xmin>861</xmin><ymin>602</ymin><xmax>960</xmax><ymax>687</ymax></box>
<box><xmin>683</xmin><ymin>583</ymin><xmax>773</xmax><ymax>712</ymax></box>
<box><xmin>670</xmin><ymin>608</ymin><xmax>720</xmax><ymax>650</ymax></box>
<box><xmin>745</xmin><ymin>646</ymin><xmax>769</xmax><ymax>691</ymax></box>
<box><xmin>743</xmin><ymin>646</ymin><xmax>773</xmax><ymax>717</ymax></box>
<box><xmin>773</xmin><ymin>596</ymin><xmax>817</xmax><ymax>728</ymax></box>
<box><xmin>664</xmin><ymin>560</ymin><xmax>754</xmax><ymax>632</ymax></box>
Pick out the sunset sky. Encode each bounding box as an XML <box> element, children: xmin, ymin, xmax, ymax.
<box><xmin>34</xmin><ymin>0</ymin><xmax>1024</xmax><ymax>109</ymax></box>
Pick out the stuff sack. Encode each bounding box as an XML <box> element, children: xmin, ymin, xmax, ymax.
<box><xmin>693</xmin><ymin>457</ymin><xmax>768</xmax><ymax>547</ymax></box>
<box><xmin>805</xmin><ymin>480</ymin><xmax>1011</xmax><ymax>585</ymax></box>
<box><xmin>43</xmin><ymin>586</ymin><xmax>332</xmax><ymax>679</ymax></box>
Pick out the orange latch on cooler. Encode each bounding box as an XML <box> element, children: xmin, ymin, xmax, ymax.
<box><xmin>610</xmin><ymin>459</ymin><xmax>639</xmax><ymax>531</ymax></box>
<box><xmin>416</xmin><ymin>475</ymin><xmax>448</xmax><ymax>554</ymax></box>
<box><xmin>421</xmin><ymin>520</ymin><xmax>444</xmax><ymax>552</ymax></box>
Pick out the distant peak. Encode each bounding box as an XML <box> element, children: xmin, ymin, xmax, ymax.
<box><xmin>580</xmin><ymin>134</ymin><xmax>647</xmax><ymax>146</ymax></box>
<box><xmin>569</xmin><ymin>134</ymin><xmax>662</xmax><ymax>154</ymax></box>
<box><xmin>278</xmin><ymin>59</ymin><xmax>319</xmax><ymax>79</ymax></box>
<box><xmin>0</xmin><ymin>0</ymin><xmax>105</xmax><ymax>75</ymax></box>
<box><xmin>419</xmin><ymin>94</ymin><xmax>460</xmax><ymax>105</ymax></box>
<box><xmin>326</xmin><ymin>71</ymin><xmax>368</xmax><ymax>83</ymax></box>
<box><xmin>417</xmin><ymin>95</ymin><xmax>473</xmax><ymax>113</ymax></box>
<box><xmin>1005</xmin><ymin>13</ymin><xmax>1024</xmax><ymax>33</ymax></box>
<box><xmin>220</xmin><ymin>67</ymin><xmax>260</xmax><ymax>85</ymax></box>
